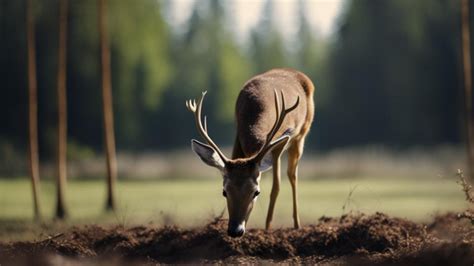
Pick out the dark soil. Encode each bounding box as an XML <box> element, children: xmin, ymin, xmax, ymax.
<box><xmin>1</xmin><ymin>212</ymin><xmax>473</xmax><ymax>265</ymax></box>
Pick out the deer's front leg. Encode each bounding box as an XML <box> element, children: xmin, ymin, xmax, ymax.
<box><xmin>265</xmin><ymin>152</ymin><xmax>282</xmax><ymax>230</ymax></box>
<box><xmin>287</xmin><ymin>138</ymin><xmax>304</xmax><ymax>229</ymax></box>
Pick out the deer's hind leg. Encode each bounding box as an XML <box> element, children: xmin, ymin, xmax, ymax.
<box><xmin>287</xmin><ymin>136</ymin><xmax>305</xmax><ymax>229</ymax></box>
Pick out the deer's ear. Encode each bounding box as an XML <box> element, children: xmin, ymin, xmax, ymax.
<box><xmin>191</xmin><ymin>139</ymin><xmax>225</xmax><ymax>170</ymax></box>
<box><xmin>257</xmin><ymin>135</ymin><xmax>290</xmax><ymax>172</ymax></box>
<box><xmin>258</xmin><ymin>154</ymin><xmax>273</xmax><ymax>172</ymax></box>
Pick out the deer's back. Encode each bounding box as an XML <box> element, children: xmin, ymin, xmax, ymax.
<box><xmin>235</xmin><ymin>69</ymin><xmax>315</xmax><ymax>157</ymax></box>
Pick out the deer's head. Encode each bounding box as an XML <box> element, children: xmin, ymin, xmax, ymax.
<box><xmin>186</xmin><ymin>91</ymin><xmax>298</xmax><ymax>237</ymax></box>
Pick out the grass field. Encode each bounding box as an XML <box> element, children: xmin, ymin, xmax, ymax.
<box><xmin>0</xmin><ymin>176</ymin><xmax>468</xmax><ymax>241</ymax></box>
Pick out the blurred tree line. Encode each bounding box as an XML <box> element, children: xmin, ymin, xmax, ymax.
<box><xmin>0</xmin><ymin>0</ymin><xmax>469</xmax><ymax>158</ymax></box>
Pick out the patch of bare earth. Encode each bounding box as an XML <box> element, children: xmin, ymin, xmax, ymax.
<box><xmin>0</xmin><ymin>212</ymin><xmax>473</xmax><ymax>265</ymax></box>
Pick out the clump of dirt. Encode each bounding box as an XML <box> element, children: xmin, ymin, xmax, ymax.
<box><xmin>0</xmin><ymin>212</ymin><xmax>473</xmax><ymax>265</ymax></box>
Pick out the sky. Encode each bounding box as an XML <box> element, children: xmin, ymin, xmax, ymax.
<box><xmin>168</xmin><ymin>0</ymin><xmax>346</xmax><ymax>40</ymax></box>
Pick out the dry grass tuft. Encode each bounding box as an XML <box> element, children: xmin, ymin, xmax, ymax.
<box><xmin>456</xmin><ymin>169</ymin><xmax>474</xmax><ymax>223</ymax></box>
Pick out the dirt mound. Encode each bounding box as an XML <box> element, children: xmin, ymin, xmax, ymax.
<box><xmin>1</xmin><ymin>212</ymin><xmax>473</xmax><ymax>265</ymax></box>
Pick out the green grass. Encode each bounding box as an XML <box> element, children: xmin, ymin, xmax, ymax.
<box><xmin>0</xmin><ymin>176</ymin><xmax>468</xmax><ymax>241</ymax></box>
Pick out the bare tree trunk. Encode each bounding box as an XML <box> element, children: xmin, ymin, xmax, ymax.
<box><xmin>55</xmin><ymin>0</ymin><xmax>68</xmax><ymax>219</ymax></box>
<box><xmin>26</xmin><ymin>0</ymin><xmax>41</xmax><ymax>221</ymax></box>
<box><xmin>462</xmin><ymin>0</ymin><xmax>474</xmax><ymax>178</ymax></box>
<box><xmin>99</xmin><ymin>0</ymin><xmax>118</xmax><ymax>211</ymax></box>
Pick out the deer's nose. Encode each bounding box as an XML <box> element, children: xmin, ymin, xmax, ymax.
<box><xmin>227</xmin><ymin>224</ymin><xmax>245</xmax><ymax>238</ymax></box>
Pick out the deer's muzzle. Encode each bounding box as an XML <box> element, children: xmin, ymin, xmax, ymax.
<box><xmin>227</xmin><ymin>221</ymin><xmax>245</xmax><ymax>238</ymax></box>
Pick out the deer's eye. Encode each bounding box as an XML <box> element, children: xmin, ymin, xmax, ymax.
<box><xmin>254</xmin><ymin>191</ymin><xmax>260</xmax><ymax>198</ymax></box>
<box><xmin>223</xmin><ymin>190</ymin><xmax>227</xmax><ymax>198</ymax></box>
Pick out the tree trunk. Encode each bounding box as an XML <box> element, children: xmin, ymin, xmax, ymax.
<box><xmin>26</xmin><ymin>0</ymin><xmax>41</xmax><ymax>221</ymax></box>
<box><xmin>99</xmin><ymin>0</ymin><xmax>118</xmax><ymax>211</ymax></box>
<box><xmin>461</xmin><ymin>0</ymin><xmax>474</xmax><ymax>178</ymax></box>
<box><xmin>55</xmin><ymin>0</ymin><xmax>68</xmax><ymax>219</ymax></box>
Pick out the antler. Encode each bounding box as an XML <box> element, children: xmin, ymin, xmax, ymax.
<box><xmin>252</xmin><ymin>90</ymin><xmax>300</xmax><ymax>162</ymax></box>
<box><xmin>186</xmin><ymin>91</ymin><xmax>229</xmax><ymax>163</ymax></box>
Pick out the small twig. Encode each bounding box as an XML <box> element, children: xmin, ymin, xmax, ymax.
<box><xmin>456</xmin><ymin>169</ymin><xmax>474</xmax><ymax>224</ymax></box>
<box><xmin>342</xmin><ymin>185</ymin><xmax>358</xmax><ymax>213</ymax></box>
<box><xmin>39</xmin><ymin>233</ymin><xmax>64</xmax><ymax>247</ymax></box>
<box><xmin>456</xmin><ymin>169</ymin><xmax>474</xmax><ymax>203</ymax></box>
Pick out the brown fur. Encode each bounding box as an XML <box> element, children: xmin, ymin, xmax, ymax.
<box><xmin>232</xmin><ymin>68</ymin><xmax>315</xmax><ymax>159</ymax></box>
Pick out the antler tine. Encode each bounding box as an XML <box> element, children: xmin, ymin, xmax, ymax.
<box><xmin>264</xmin><ymin>89</ymin><xmax>281</xmax><ymax>144</ymax></box>
<box><xmin>280</xmin><ymin>90</ymin><xmax>300</xmax><ymax>114</ymax></box>
<box><xmin>287</xmin><ymin>95</ymin><xmax>300</xmax><ymax>112</ymax></box>
<box><xmin>280</xmin><ymin>90</ymin><xmax>286</xmax><ymax>111</ymax></box>
<box><xmin>187</xmin><ymin>91</ymin><xmax>229</xmax><ymax>163</ymax></box>
<box><xmin>185</xmin><ymin>99</ymin><xmax>197</xmax><ymax>112</ymax></box>
<box><xmin>253</xmin><ymin>90</ymin><xmax>300</xmax><ymax>162</ymax></box>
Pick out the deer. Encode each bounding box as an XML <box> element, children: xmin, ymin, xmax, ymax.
<box><xmin>186</xmin><ymin>68</ymin><xmax>315</xmax><ymax>237</ymax></box>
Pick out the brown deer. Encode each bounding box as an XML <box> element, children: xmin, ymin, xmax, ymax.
<box><xmin>186</xmin><ymin>68</ymin><xmax>314</xmax><ymax>237</ymax></box>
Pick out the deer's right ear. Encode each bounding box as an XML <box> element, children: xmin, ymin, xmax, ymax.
<box><xmin>257</xmin><ymin>135</ymin><xmax>290</xmax><ymax>172</ymax></box>
<box><xmin>191</xmin><ymin>139</ymin><xmax>225</xmax><ymax>170</ymax></box>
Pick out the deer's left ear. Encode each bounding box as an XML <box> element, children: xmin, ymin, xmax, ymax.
<box><xmin>257</xmin><ymin>135</ymin><xmax>290</xmax><ymax>172</ymax></box>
